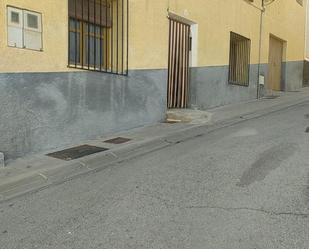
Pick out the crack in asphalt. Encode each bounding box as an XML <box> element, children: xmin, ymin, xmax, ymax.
<box><xmin>137</xmin><ymin>193</ymin><xmax>309</xmax><ymax>219</ymax></box>
<box><xmin>186</xmin><ymin>205</ymin><xmax>309</xmax><ymax>218</ymax></box>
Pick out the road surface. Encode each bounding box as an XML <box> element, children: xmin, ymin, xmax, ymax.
<box><xmin>1</xmin><ymin>101</ymin><xmax>309</xmax><ymax>249</ymax></box>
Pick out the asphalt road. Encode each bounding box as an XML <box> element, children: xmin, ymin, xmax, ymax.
<box><xmin>1</xmin><ymin>101</ymin><xmax>309</xmax><ymax>249</ymax></box>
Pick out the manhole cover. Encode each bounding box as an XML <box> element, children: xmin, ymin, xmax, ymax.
<box><xmin>47</xmin><ymin>145</ymin><xmax>109</xmax><ymax>161</ymax></box>
<box><xmin>104</xmin><ymin>137</ymin><xmax>131</xmax><ymax>144</ymax></box>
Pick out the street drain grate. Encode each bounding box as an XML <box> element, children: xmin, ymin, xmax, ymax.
<box><xmin>306</xmin><ymin>127</ymin><xmax>309</xmax><ymax>133</ymax></box>
<box><xmin>104</xmin><ymin>137</ymin><xmax>131</xmax><ymax>144</ymax></box>
<box><xmin>47</xmin><ymin>145</ymin><xmax>109</xmax><ymax>161</ymax></box>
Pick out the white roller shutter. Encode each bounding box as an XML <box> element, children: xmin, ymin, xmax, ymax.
<box><xmin>7</xmin><ymin>7</ymin><xmax>23</xmax><ymax>48</ymax></box>
<box><xmin>23</xmin><ymin>10</ymin><xmax>42</xmax><ymax>50</ymax></box>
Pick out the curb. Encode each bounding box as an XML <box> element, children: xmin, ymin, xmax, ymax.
<box><xmin>0</xmin><ymin>97</ymin><xmax>309</xmax><ymax>203</ymax></box>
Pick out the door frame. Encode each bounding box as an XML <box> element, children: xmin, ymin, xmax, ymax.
<box><xmin>267</xmin><ymin>34</ymin><xmax>286</xmax><ymax>92</ymax></box>
<box><xmin>167</xmin><ymin>12</ymin><xmax>196</xmax><ymax>109</ymax></box>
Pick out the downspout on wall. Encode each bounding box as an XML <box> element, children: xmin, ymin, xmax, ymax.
<box><xmin>257</xmin><ymin>0</ymin><xmax>265</xmax><ymax>99</ymax></box>
<box><xmin>305</xmin><ymin>0</ymin><xmax>308</xmax><ymax>61</ymax></box>
<box><xmin>303</xmin><ymin>0</ymin><xmax>309</xmax><ymax>86</ymax></box>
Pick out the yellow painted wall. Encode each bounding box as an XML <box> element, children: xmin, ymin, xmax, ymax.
<box><xmin>262</xmin><ymin>0</ymin><xmax>306</xmax><ymax>63</ymax></box>
<box><xmin>0</xmin><ymin>0</ymin><xmax>306</xmax><ymax>72</ymax></box>
<box><xmin>160</xmin><ymin>0</ymin><xmax>262</xmax><ymax>68</ymax></box>
<box><xmin>128</xmin><ymin>0</ymin><xmax>169</xmax><ymax>70</ymax></box>
<box><xmin>303</xmin><ymin>0</ymin><xmax>309</xmax><ymax>60</ymax></box>
<box><xmin>130</xmin><ymin>0</ymin><xmax>305</xmax><ymax>69</ymax></box>
<box><xmin>0</xmin><ymin>0</ymin><xmax>69</xmax><ymax>72</ymax></box>
<box><xmin>130</xmin><ymin>0</ymin><xmax>260</xmax><ymax>69</ymax></box>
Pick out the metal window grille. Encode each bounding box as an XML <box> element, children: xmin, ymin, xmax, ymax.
<box><xmin>296</xmin><ymin>0</ymin><xmax>303</xmax><ymax>6</ymax></box>
<box><xmin>68</xmin><ymin>0</ymin><xmax>128</xmax><ymax>75</ymax></box>
<box><xmin>228</xmin><ymin>32</ymin><xmax>251</xmax><ymax>86</ymax></box>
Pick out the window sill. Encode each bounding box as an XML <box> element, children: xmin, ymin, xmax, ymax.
<box><xmin>7</xmin><ymin>45</ymin><xmax>43</xmax><ymax>52</ymax></box>
<box><xmin>228</xmin><ymin>81</ymin><xmax>249</xmax><ymax>87</ymax></box>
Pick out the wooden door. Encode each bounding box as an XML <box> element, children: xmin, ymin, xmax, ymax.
<box><xmin>267</xmin><ymin>36</ymin><xmax>283</xmax><ymax>91</ymax></box>
<box><xmin>167</xmin><ymin>18</ymin><xmax>190</xmax><ymax>109</ymax></box>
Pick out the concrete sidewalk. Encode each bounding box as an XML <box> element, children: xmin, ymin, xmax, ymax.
<box><xmin>1</xmin><ymin>88</ymin><xmax>309</xmax><ymax>203</ymax></box>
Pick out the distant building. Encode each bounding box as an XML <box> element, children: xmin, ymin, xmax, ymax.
<box><xmin>0</xmin><ymin>0</ymin><xmax>306</xmax><ymax>159</ymax></box>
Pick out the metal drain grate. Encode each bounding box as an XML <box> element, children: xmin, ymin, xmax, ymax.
<box><xmin>47</xmin><ymin>145</ymin><xmax>109</xmax><ymax>161</ymax></box>
<box><xmin>104</xmin><ymin>137</ymin><xmax>131</xmax><ymax>144</ymax></box>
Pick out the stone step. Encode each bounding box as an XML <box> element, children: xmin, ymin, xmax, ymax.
<box><xmin>166</xmin><ymin>109</ymin><xmax>211</xmax><ymax>124</ymax></box>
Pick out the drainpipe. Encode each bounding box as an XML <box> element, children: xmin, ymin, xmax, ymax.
<box><xmin>257</xmin><ymin>0</ymin><xmax>265</xmax><ymax>99</ymax></box>
<box><xmin>305</xmin><ymin>0</ymin><xmax>309</xmax><ymax>61</ymax></box>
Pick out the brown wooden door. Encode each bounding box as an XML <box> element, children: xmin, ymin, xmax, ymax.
<box><xmin>267</xmin><ymin>36</ymin><xmax>283</xmax><ymax>91</ymax></box>
<box><xmin>167</xmin><ymin>18</ymin><xmax>190</xmax><ymax>109</ymax></box>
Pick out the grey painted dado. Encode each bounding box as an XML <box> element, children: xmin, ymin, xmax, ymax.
<box><xmin>0</xmin><ymin>61</ymin><xmax>304</xmax><ymax>160</ymax></box>
<box><xmin>189</xmin><ymin>64</ymin><xmax>267</xmax><ymax>109</ymax></box>
<box><xmin>284</xmin><ymin>61</ymin><xmax>304</xmax><ymax>91</ymax></box>
<box><xmin>189</xmin><ymin>61</ymin><xmax>303</xmax><ymax>110</ymax></box>
<box><xmin>0</xmin><ymin>70</ymin><xmax>167</xmax><ymax>159</ymax></box>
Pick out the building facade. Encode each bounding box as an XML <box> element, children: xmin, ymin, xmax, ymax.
<box><xmin>304</xmin><ymin>0</ymin><xmax>309</xmax><ymax>86</ymax></box>
<box><xmin>0</xmin><ymin>0</ymin><xmax>306</xmax><ymax>159</ymax></box>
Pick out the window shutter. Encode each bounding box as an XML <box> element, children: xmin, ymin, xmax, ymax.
<box><xmin>23</xmin><ymin>10</ymin><xmax>42</xmax><ymax>50</ymax></box>
<box><xmin>7</xmin><ymin>7</ymin><xmax>23</xmax><ymax>48</ymax></box>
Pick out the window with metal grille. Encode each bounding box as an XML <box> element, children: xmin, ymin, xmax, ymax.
<box><xmin>296</xmin><ymin>0</ymin><xmax>303</xmax><ymax>6</ymax></box>
<box><xmin>68</xmin><ymin>0</ymin><xmax>128</xmax><ymax>75</ymax></box>
<box><xmin>228</xmin><ymin>32</ymin><xmax>251</xmax><ymax>86</ymax></box>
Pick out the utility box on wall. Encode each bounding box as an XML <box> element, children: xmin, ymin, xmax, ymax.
<box><xmin>259</xmin><ymin>75</ymin><xmax>265</xmax><ymax>86</ymax></box>
<box><xmin>259</xmin><ymin>74</ymin><xmax>266</xmax><ymax>98</ymax></box>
